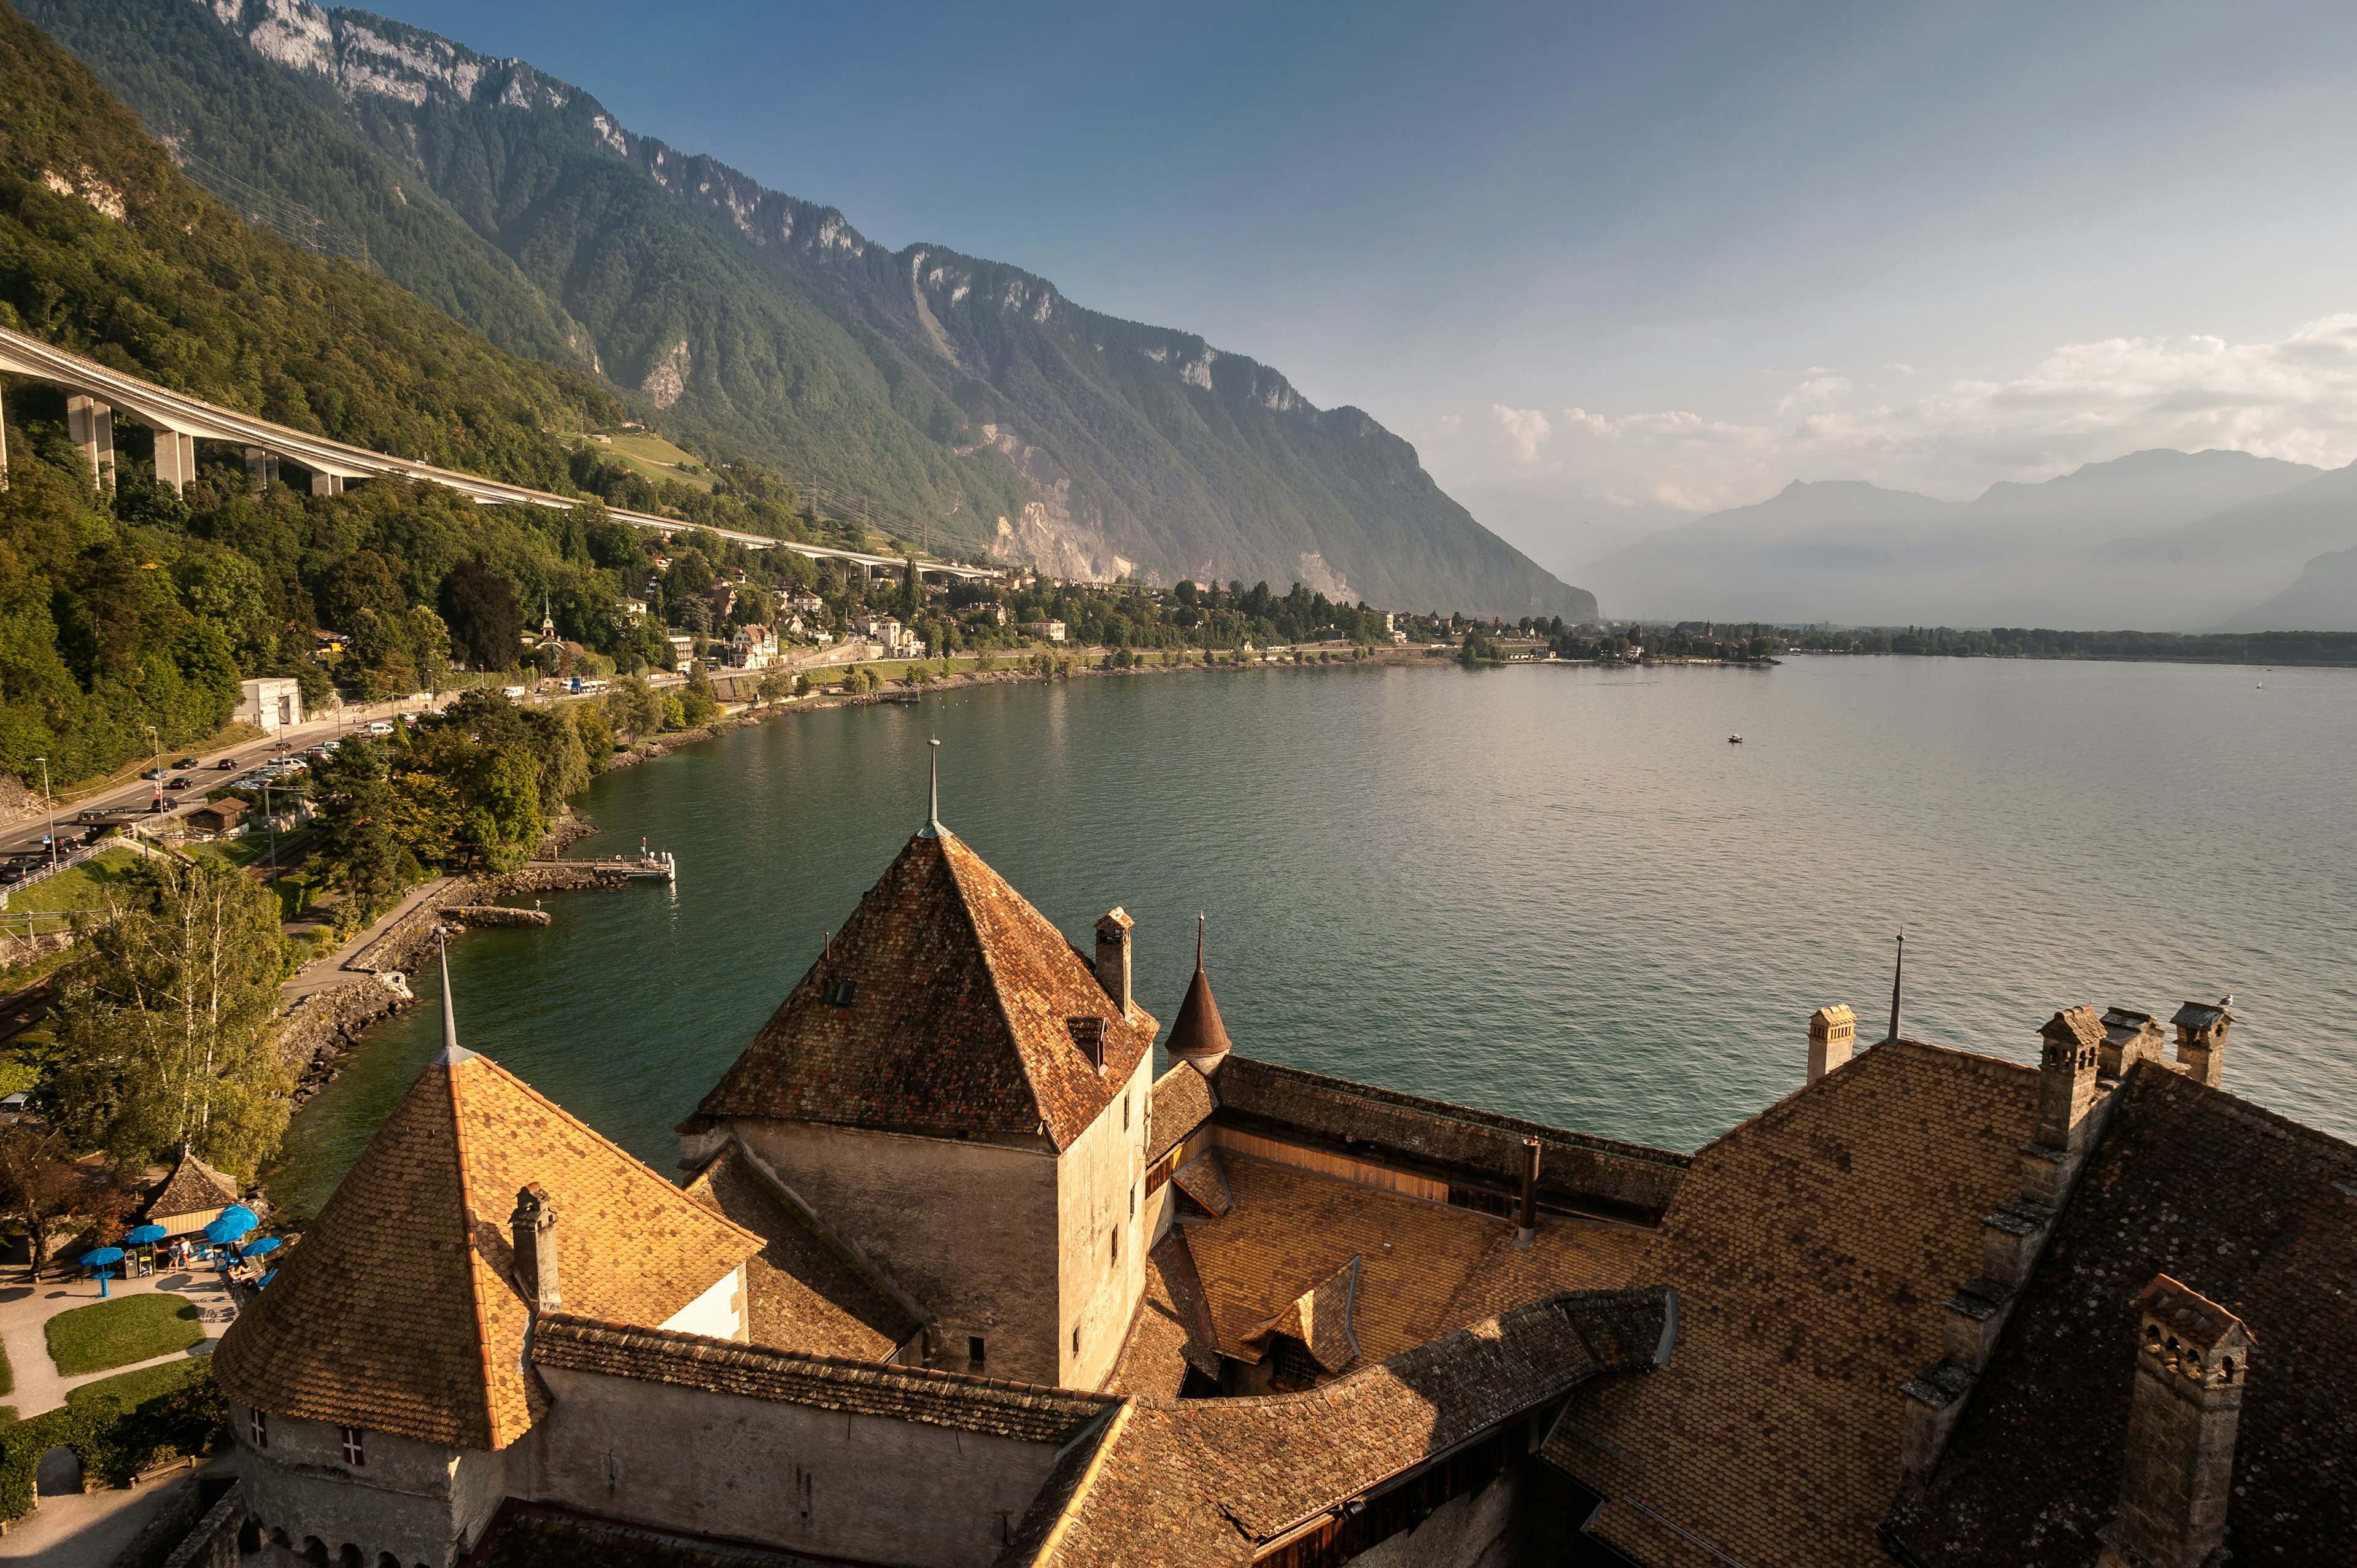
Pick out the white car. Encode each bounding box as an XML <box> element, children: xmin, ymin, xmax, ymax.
<box><xmin>501</xmin><ymin>686</ymin><xmax>527</xmax><ymax>700</ymax></box>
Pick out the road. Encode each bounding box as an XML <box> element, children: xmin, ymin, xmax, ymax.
<box><xmin>0</xmin><ymin>698</ymin><xmax>444</xmax><ymax>859</ymax></box>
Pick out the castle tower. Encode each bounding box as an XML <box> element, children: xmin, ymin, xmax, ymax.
<box><xmin>683</xmin><ymin>822</ymin><xmax>1161</xmax><ymax>1389</ymax></box>
<box><xmin>1166</xmin><ymin>915</ymin><xmax>1234</xmax><ymax>1073</ymax></box>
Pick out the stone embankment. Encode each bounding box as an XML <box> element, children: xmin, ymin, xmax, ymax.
<box><xmin>280</xmin><ymin>971</ymin><xmax>414</xmax><ymax>1104</ymax></box>
<box><xmin>442</xmin><ymin>906</ymin><xmax>553</xmax><ymax>928</ymax></box>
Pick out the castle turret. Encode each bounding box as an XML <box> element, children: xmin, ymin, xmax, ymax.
<box><xmin>1167</xmin><ymin>916</ymin><xmax>1233</xmax><ymax>1072</ymax></box>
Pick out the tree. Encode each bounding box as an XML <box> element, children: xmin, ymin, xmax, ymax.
<box><xmin>570</xmin><ymin>698</ymin><xmax>615</xmax><ymax>762</ymax></box>
<box><xmin>0</xmin><ymin>1122</ymin><xmax>95</xmax><ymax>1278</ymax></box>
<box><xmin>310</xmin><ymin>739</ymin><xmax>403</xmax><ymax>914</ymax></box>
<box><xmin>439</xmin><ymin>560</ymin><xmax>522</xmax><ymax>673</ymax></box>
<box><xmin>408</xmin><ymin>606</ymin><xmax>454</xmax><ymax>693</ymax></box>
<box><xmin>49</xmin><ymin>858</ymin><xmax>291</xmax><ymax>1177</ymax></box>
<box><xmin>756</xmin><ymin>668</ymin><xmax>791</xmax><ymax>706</ymax></box>
<box><xmin>680</xmin><ymin>669</ymin><xmax>720</xmax><ymax>727</ymax></box>
<box><xmin>317</xmin><ymin>549</ymin><xmax>407</xmax><ymax>635</ymax></box>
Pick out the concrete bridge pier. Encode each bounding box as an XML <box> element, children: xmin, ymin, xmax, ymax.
<box><xmin>66</xmin><ymin>395</ymin><xmax>113</xmax><ymax>491</ymax></box>
<box><xmin>1</xmin><ymin>384</ymin><xmax>9</xmax><ymax>492</ymax></box>
<box><xmin>244</xmin><ymin>446</ymin><xmax>278</xmax><ymax>493</ymax></box>
<box><xmin>311</xmin><ymin>471</ymin><xmax>344</xmax><ymax>496</ymax></box>
<box><xmin>154</xmin><ymin>427</ymin><xmax>198</xmax><ymax>493</ymax></box>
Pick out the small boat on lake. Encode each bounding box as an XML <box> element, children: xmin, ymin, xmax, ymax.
<box><xmin>1728</xmin><ymin>734</ymin><xmax>1743</xmax><ymax>744</ymax></box>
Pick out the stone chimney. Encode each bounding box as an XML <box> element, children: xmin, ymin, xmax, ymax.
<box><xmin>510</xmin><ymin>1183</ymin><xmax>561</xmax><ymax>1313</ymax></box>
<box><xmin>1808</xmin><ymin>1005</ymin><xmax>1856</xmax><ymax>1084</ymax></box>
<box><xmin>2096</xmin><ymin>1275</ymin><xmax>2253</xmax><ymax>1568</ymax></box>
<box><xmin>2098</xmin><ymin>1008</ymin><xmax>2165</xmax><ymax>1080</ymax></box>
<box><xmin>2169</xmin><ymin>999</ymin><xmax>2232</xmax><ymax>1089</ymax></box>
<box><xmin>1094</xmin><ymin>908</ymin><xmax>1134</xmax><ymax>1016</ymax></box>
<box><xmin>2022</xmin><ymin>1006</ymin><xmax>2105</xmax><ymax>1206</ymax></box>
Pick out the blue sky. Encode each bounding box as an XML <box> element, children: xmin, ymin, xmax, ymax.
<box><xmin>387</xmin><ymin>0</ymin><xmax>2357</xmax><ymax>574</ymax></box>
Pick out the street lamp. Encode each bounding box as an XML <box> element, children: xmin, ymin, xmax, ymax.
<box><xmin>31</xmin><ymin>757</ymin><xmax>53</xmax><ymax>867</ymax></box>
<box><xmin>142</xmin><ymin>724</ymin><xmax>161</xmax><ymax>813</ymax></box>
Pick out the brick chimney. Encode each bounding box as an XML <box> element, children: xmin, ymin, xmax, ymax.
<box><xmin>2096</xmin><ymin>1275</ymin><xmax>2253</xmax><ymax>1568</ymax></box>
<box><xmin>2097</xmin><ymin>1008</ymin><xmax>2165</xmax><ymax>1080</ymax></box>
<box><xmin>1808</xmin><ymin>1005</ymin><xmax>1856</xmax><ymax>1084</ymax></box>
<box><xmin>510</xmin><ymin>1183</ymin><xmax>561</xmax><ymax>1313</ymax></box>
<box><xmin>1094</xmin><ymin>908</ymin><xmax>1134</xmax><ymax>1016</ymax></box>
<box><xmin>2018</xmin><ymin>1006</ymin><xmax>2107</xmax><ymax>1207</ymax></box>
<box><xmin>2168</xmin><ymin>998</ymin><xmax>2232</xmax><ymax>1089</ymax></box>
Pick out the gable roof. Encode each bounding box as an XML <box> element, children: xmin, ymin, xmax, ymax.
<box><xmin>215</xmin><ymin>1050</ymin><xmax>762</xmax><ymax>1451</ymax></box>
<box><xmin>1006</xmin><ymin>1288</ymin><xmax>1674</xmax><ymax>1568</ymax></box>
<box><xmin>144</xmin><ymin>1148</ymin><xmax>238</xmax><ymax>1223</ymax></box>
<box><xmin>695</xmin><ymin>831</ymin><xmax>1156</xmax><ymax>1150</ymax></box>
<box><xmin>1546</xmin><ymin>1038</ymin><xmax>2039</xmax><ymax>1568</ymax></box>
<box><xmin>1883</xmin><ymin>1065</ymin><xmax>2357</xmax><ymax>1567</ymax></box>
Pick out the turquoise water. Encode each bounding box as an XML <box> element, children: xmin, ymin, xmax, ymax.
<box><xmin>269</xmin><ymin>657</ymin><xmax>2357</xmax><ymax>1215</ymax></box>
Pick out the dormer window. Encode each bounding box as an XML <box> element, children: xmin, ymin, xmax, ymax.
<box><xmin>829</xmin><ymin>978</ymin><xmax>857</xmax><ymax>1009</ymax></box>
<box><xmin>1068</xmin><ymin>1017</ymin><xmax>1106</xmax><ymax>1071</ymax></box>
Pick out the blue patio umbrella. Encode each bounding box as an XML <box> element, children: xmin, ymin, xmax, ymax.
<box><xmin>202</xmin><ymin>1215</ymin><xmax>252</xmax><ymax>1248</ymax></box>
<box><xmin>241</xmin><ymin>1237</ymin><xmax>281</xmax><ymax>1259</ymax></box>
<box><xmin>255</xmin><ymin>1270</ymin><xmax>276</xmax><ymax>1290</ymax></box>
<box><xmin>124</xmin><ymin>1224</ymin><xmax>168</xmax><ymax>1245</ymax></box>
<box><xmin>216</xmin><ymin>1204</ymin><xmax>259</xmax><ymax>1232</ymax></box>
<box><xmin>83</xmin><ymin>1245</ymin><xmax>126</xmax><ymax>1297</ymax></box>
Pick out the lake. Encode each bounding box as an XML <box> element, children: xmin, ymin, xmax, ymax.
<box><xmin>268</xmin><ymin>655</ymin><xmax>2357</xmax><ymax>1214</ymax></box>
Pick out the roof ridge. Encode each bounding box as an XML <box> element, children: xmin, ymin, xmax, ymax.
<box><xmin>443</xmin><ymin>1058</ymin><xmax>508</xmax><ymax>1448</ymax></box>
<box><xmin>934</xmin><ymin>832</ymin><xmax>1053</xmax><ymax>1139</ymax></box>
<box><xmin>534</xmin><ymin>1313</ymin><xmax>1122</xmax><ymax>1407</ymax></box>
<box><xmin>1692</xmin><ymin>1036</ymin><xmax>2038</xmax><ymax>1158</ymax></box>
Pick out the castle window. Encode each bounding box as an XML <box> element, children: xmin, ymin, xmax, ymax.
<box><xmin>341</xmin><ymin>1426</ymin><xmax>366</xmax><ymax>1467</ymax></box>
<box><xmin>1111</xmin><ymin>1226</ymin><xmax>1120</xmax><ymax>1264</ymax></box>
<box><xmin>968</xmin><ymin>1335</ymin><xmax>986</xmax><ymax>1369</ymax></box>
<box><xmin>1072</xmin><ymin>1326</ymin><xmax>1082</xmax><ymax>1356</ymax></box>
<box><xmin>829</xmin><ymin>978</ymin><xmax>857</xmax><ymax>1008</ymax></box>
<box><xmin>1123</xmin><ymin>1094</ymin><xmax>1131</xmax><ymax>1131</ymax></box>
<box><xmin>1129</xmin><ymin>1183</ymin><xmax>1136</xmax><ymax>1219</ymax></box>
<box><xmin>249</xmin><ymin>1408</ymin><xmax>268</xmax><ymax>1449</ymax></box>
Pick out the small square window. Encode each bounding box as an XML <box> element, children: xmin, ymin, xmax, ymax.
<box><xmin>967</xmin><ymin>1335</ymin><xmax>986</xmax><ymax>1368</ymax></box>
<box><xmin>829</xmin><ymin>978</ymin><xmax>857</xmax><ymax>1008</ymax></box>
<box><xmin>340</xmin><ymin>1426</ymin><xmax>366</xmax><ymax>1467</ymax></box>
<box><xmin>249</xmin><ymin>1408</ymin><xmax>268</xmax><ymax>1450</ymax></box>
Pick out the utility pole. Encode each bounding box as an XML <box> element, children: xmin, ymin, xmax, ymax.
<box><xmin>32</xmin><ymin>756</ymin><xmax>53</xmax><ymax>866</ymax></box>
<box><xmin>263</xmin><ymin>779</ymin><xmax>278</xmax><ymax>885</ymax></box>
<box><xmin>143</xmin><ymin>724</ymin><xmax>161</xmax><ymax>813</ymax></box>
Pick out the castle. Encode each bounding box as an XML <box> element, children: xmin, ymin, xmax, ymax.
<box><xmin>201</xmin><ymin>798</ymin><xmax>2357</xmax><ymax>1568</ymax></box>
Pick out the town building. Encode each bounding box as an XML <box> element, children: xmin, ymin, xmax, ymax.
<box><xmin>237</xmin><ymin>677</ymin><xmax>304</xmax><ymax>733</ymax></box>
<box><xmin>853</xmin><ymin>615</ymin><xmax>926</xmax><ymax>658</ymax></box>
<box><xmin>727</xmin><ymin>623</ymin><xmax>781</xmax><ymax>669</ymax></box>
<box><xmin>201</xmin><ymin>801</ymin><xmax>2357</xmax><ymax>1567</ymax></box>
<box><xmin>665</xmin><ymin>633</ymin><xmax>694</xmax><ymax>666</ymax></box>
<box><xmin>187</xmin><ymin>798</ymin><xmax>250</xmax><ymax>836</ymax></box>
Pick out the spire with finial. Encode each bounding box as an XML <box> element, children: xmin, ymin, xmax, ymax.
<box><xmin>919</xmin><ymin>737</ymin><xmax>944</xmax><ymax>839</ymax></box>
<box><xmin>1167</xmin><ymin>912</ymin><xmax>1234</xmax><ymax>1069</ymax></box>
<box><xmin>433</xmin><ymin>930</ymin><xmax>476</xmax><ymax>1065</ymax></box>
<box><xmin>1885</xmin><ymin>930</ymin><xmax>1905</xmax><ymax>1044</ymax></box>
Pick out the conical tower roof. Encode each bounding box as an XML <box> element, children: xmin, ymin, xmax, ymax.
<box><xmin>1167</xmin><ymin>919</ymin><xmax>1233</xmax><ymax>1065</ymax></box>
<box><xmin>215</xmin><ymin>1049</ymin><xmax>761</xmax><ymax>1451</ymax></box>
<box><xmin>696</xmin><ymin>829</ymin><xmax>1159</xmax><ymax>1150</ymax></box>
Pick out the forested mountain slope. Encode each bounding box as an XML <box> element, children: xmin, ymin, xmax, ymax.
<box><xmin>26</xmin><ymin>0</ymin><xmax>1590</xmax><ymax>617</ymax></box>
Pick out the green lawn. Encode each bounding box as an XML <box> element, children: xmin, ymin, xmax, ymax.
<box><xmin>63</xmin><ymin>1354</ymin><xmax>207</xmax><ymax>1412</ymax></box>
<box><xmin>4</xmin><ymin>848</ymin><xmax>143</xmax><ymax>916</ymax></box>
<box><xmin>45</xmin><ymin>1293</ymin><xmax>204</xmax><ymax>1376</ymax></box>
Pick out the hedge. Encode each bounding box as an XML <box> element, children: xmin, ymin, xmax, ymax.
<box><xmin>0</xmin><ymin>1357</ymin><xmax>223</xmax><ymax>1519</ymax></box>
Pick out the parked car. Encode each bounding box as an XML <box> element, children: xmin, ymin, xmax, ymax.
<box><xmin>366</xmin><ymin>720</ymin><xmax>395</xmax><ymax>735</ymax></box>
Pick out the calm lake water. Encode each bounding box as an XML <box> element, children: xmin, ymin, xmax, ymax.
<box><xmin>269</xmin><ymin>656</ymin><xmax>2357</xmax><ymax>1215</ymax></box>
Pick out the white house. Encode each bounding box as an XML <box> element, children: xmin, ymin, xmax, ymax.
<box><xmin>729</xmin><ymin>624</ymin><xmax>781</xmax><ymax>669</ymax></box>
<box><xmin>1023</xmin><ymin>619</ymin><xmax>1067</xmax><ymax>644</ymax></box>
<box><xmin>237</xmin><ymin>678</ymin><xmax>304</xmax><ymax>734</ymax></box>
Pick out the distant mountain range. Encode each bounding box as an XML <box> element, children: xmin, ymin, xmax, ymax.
<box><xmin>24</xmin><ymin>0</ymin><xmax>1591</xmax><ymax>619</ymax></box>
<box><xmin>1577</xmin><ymin>449</ymin><xmax>2357</xmax><ymax>630</ymax></box>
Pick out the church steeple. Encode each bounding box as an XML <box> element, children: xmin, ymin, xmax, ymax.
<box><xmin>1166</xmin><ymin>914</ymin><xmax>1233</xmax><ymax>1070</ymax></box>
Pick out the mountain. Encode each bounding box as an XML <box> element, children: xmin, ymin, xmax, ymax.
<box><xmin>2221</xmin><ymin>545</ymin><xmax>2357</xmax><ymax>631</ymax></box>
<box><xmin>1580</xmin><ymin>450</ymin><xmax>2333</xmax><ymax>627</ymax></box>
<box><xmin>25</xmin><ymin>0</ymin><xmax>1590</xmax><ymax>619</ymax></box>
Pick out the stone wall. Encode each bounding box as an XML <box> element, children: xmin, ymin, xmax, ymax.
<box><xmin>230</xmin><ymin>1409</ymin><xmax>506</xmax><ymax>1568</ymax></box>
<box><xmin>727</xmin><ymin>1118</ymin><xmax>1063</xmax><ymax>1384</ymax></box>
<box><xmin>277</xmin><ymin>975</ymin><xmax>414</xmax><ymax>1103</ymax></box>
<box><xmin>523</xmin><ymin>1367</ymin><xmax>1067</xmax><ymax>1568</ymax></box>
<box><xmin>1058</xmin><ymin>1052</ymin><xmax>1155</xmax><ymax>1389</ymax></box>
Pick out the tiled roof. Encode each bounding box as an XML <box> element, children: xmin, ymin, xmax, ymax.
<box><xmin>215</xmin><ymin>1051</ymin><xmax>762</xmax><ymax>1451</ymax></box>
<box><xmin>1209</xmin><ymin>1056</ymin><xmax>1688</xmax><ymax>1224</ymax></box>
<box><xmin>1547</xmin><ymin>1038</ymin><xmax>2039</xmax><ymax>1568</ymax></box>
<box><xmin>2041</xmin><ymin>1003</ymin><xmax>2106</xmax><ymax>1049</ymax></box>
<box><xmin>530</xmin><ymin>1316</ymin><xmax>1118</xmax><ymax>1443</ymax></box>
<box><xmin>1169</xmin><ymin>1153</ymin><xmax>1650</xmax><ymax>1372</ymax></box>
<box><xmin>1245</xmin><ymin>1256</ymin><xmax>1360</xmax><ymax>1372</ymax></box>
<box><xmin>1147</xmin><ymin>1063</ymin><xmax>1216</xmax><ymax>1164</ymax></box>
<box><xmin>1883</xmin><ymin>1065</ymin><xmax>2357</xmax><ymax>1567</ymax></box>
<box><xmin>1007</xmin><ymin>1288</ymin><xmax>1674</xmax><ymax>1568</ymax></box>
<box><xmin>695</xmin><ymin>832</ymin><xmax>1157</xmax><ymax>1150</ymax></box>
<box><xmin>144</xmin><ymin>1148</ymin><xmax>238</xmax><ymax>1222</ymax></box>
<box><xmin>1165</xmin><ymin>959</ymin><xmax>1233</xmax><ymax>1061</ymax></box>
<box><xmin>682</xmin><ymin>1142</ymin><xmax>920</xmax><ymax>1361</ymax></box>
<box><xmin>1107</xmin><ymin>1241</ymin><xmax>1209</xmax><ymax>1399</ymax></box>
<box><xmin>2171</xmin><ymin>999</ymin><xmax>2230</xmax><ymax>1029</ymax></box>
<box><xmin>1169</xmin><ymin>1150</ymin><xmax>1233</xmax><ymax>1217</ymax></box>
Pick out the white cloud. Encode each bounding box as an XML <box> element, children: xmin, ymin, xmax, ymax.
<box><xmin>1425</xmin><ymin>314</ymin><xmax>2357</xmax><ymax>541</ymax></box>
